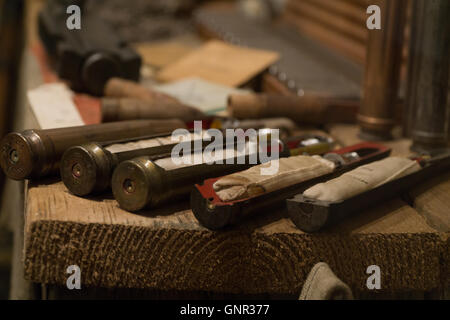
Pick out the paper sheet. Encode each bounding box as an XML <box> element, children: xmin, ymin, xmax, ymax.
<box><xmin>27</xmin><ymin>83</ymin><xmax>84</xmax><ymax>129</ymax></box>
<box><xmin>157</xmin><ymin>40</ymin><xmax>279</xmax><ymax>87</ymax></box>
<box><xmin>154</xmin><ymin>77</ymin><xmax>250</xmax><ymax>115</ymax></box>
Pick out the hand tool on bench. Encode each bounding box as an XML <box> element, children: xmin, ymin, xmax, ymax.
<box><xmin>191</xmin><ymin>142</ymin><xmax>391</xmax><ymax>230</ymax></box>
<box><xmin>287</xmin><ymin>151</ymin><xmax>450</xmax><ymax>232</ymax></box>
<box><xmin>38</xmin><ymin>0</ymin><xmax>141</xmax><ymax>95</ymax></box>
<box><xmin>0</xmin><ymin>119</ymin><xmax>185</xmax><ymax>180</ymax></box>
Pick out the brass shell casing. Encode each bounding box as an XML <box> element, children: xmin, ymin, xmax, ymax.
<box><xmin>111</xmin><ymin>157</ymin><xmax>171</xmax><ymax>212</ymax></box>
<box><xmin>0</xmin><ymin>130</ymin><xmax>53</xmax><ymax>180</ymax></box>
<box><xmin>60</xmin><ymin>143</ymin><xmax>114</xmax><ymax>196</ymax></box>
<box><xmin>358</xmin><ymin>0</ymin><xmax>406</xmax><ymax>140</ymax></box>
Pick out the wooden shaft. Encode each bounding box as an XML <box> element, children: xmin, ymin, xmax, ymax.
<box><xmin>103</xmin><ymin>78</ymin><xmax>179</xmax><ymax>104</ymax></box>
<box><xmin>228</xmin><ymin>93</ymin><xmax>358</xmax><ymax>124</ymax></box>
<box><xmin>101</xmin><ymin>98</ymin><xmax>205</xmax><ymax>122</ymax></box>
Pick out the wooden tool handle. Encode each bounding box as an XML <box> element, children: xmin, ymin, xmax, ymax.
<box><xmin>228</xmin><ymin>93</ymin><xmax>358</xmax><ymax>124</ymax></box>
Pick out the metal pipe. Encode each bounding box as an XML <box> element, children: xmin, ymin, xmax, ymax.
<box><xmin>410</xmin><ymin>0</ymin><xmax>450</xmax><ymax>153</ymax></box>
<box><xmin>358</xmin><ymin>0</ymin><xmax>406</xmax><ymax>140</ymax></box>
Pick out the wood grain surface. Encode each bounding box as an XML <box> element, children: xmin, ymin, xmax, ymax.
<box><xmin>23</xmin><ymin>127</ymin><xmax>449</xmax><ymax>293</ymax></box>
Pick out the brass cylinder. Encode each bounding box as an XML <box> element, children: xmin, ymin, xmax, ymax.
<box><xmin>101</xmin><ymin>98</ymin><xmax>205</xmax><ymax>122</ymax></box>
<box><xmin>410</xmin><ymin>0</ymin><xmax>450</xmax><ymax>153</ymax></box>
<box><xmin>111</xmin><ymin>155</ymin><xmax>253</xmax><ymax>212</ymax></box>
<box><xmin>60</xmin><ymin>133</ymin><xmax>208</xmax><ymax>196</ymax></box>
<box><xmin>358</xmin><ymin>0</ymin><xmax>406</xmax><ymax>140</ymax></box>
<box><xmin>227</xmin><ymin>93</ymin><xmax>359</xmax><ymax>124</ymax></box>
<box><xmin>0</xmin><ymin>119</ymin><xmax>185</xmax><ymax>180</ymax></box>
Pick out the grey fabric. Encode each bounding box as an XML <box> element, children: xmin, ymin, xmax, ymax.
<box><xmin>299</xmin><ymin>262</ymin><xmax>353</xmax><ymax>300</ymax></box>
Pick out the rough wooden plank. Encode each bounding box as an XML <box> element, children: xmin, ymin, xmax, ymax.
<box><xmin>24</xmin><ymin>179</ymin><xmax>444</xmax><ymax>294</ymax></box>
<box><xmin>409</xmin><ymin>172</ymin><xmax>450</xmax><ymax>232</ymax></box>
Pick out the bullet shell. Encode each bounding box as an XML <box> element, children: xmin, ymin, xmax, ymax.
<box><xmin>111</xmin><ymin>153</ymin><xmax>254</xmax><ymax>212</ymax></box>
<box><xmin>60</xmin><ymin>132</ymin><xmax>207</xmax><ymax>196</ymax></box>
<box><xmin>0</xmin><ymin>119</ymin><xmax>185</xmax><ymax>180</ymax></box>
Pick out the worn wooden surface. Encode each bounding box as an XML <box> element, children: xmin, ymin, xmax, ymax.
<box><xmin>23</xmin><ymin>124</ymin><xmax>449</xmax><ymax>294</ymax></box>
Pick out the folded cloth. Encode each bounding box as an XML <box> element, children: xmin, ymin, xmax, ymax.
<box><xmin>299</xmin><ymin>262</ymin><xmax>353</xmax><ymax>300</ymax></box>
<box><xmin>213</xmin><ymin>155</ymin><xmax>335</xmax><ymax>201</ymax></box>
<box><xmin>303</xmin><ymin>157</ymin><xmax>421</xmax><ymax>203</ymax></box>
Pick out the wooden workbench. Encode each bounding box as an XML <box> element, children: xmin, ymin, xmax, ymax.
<box><xmin>20</xmin><ymin>119</ymin><xmax>449</xmax><ymax>298</ymax></box>
<box><xmin>3</xmin><ymin>53</ymin><xmax>448</xmax><ymax>300</ymax></box>
<box><xmin>18</xmin><ymin>43</ymin><xmax>450</xmax><ymax>296</ymax></box>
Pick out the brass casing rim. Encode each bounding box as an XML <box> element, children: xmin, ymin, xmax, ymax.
<box><xmin>0</xmin><ymin>130</ymin><xmax>50</xmax><ymax>180</ymax></box>
<box><xmin>60</xmin><ymin>143</ymin><xmax>112</xmax><ymax>196</ymax></box>
<box><xmin>357</xmin><ymin>114</ymin><xmax>395</xmax><ymax>141</ymax></box>
<box><xmin>112</xmin><ymin>157</ymin><xmax>167</xmax><ymax>212</ymax></box>
<box><xmin>357</xmin><ymin>114</ymin><xmax>395</xmax><ymax>128</ymax></box>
